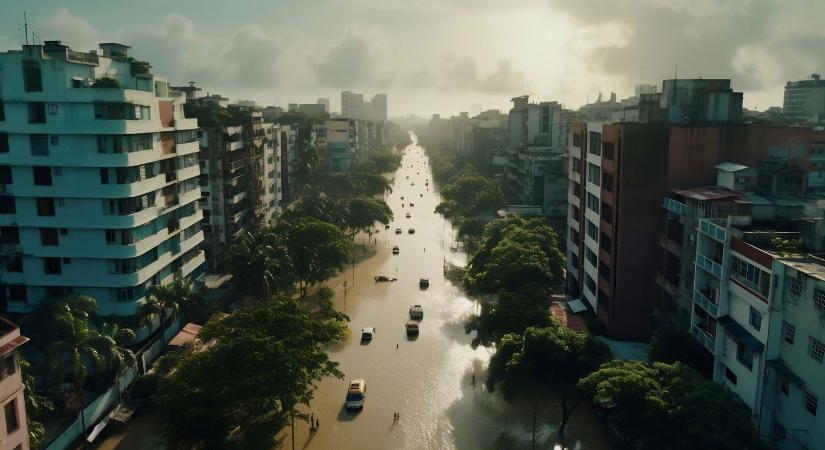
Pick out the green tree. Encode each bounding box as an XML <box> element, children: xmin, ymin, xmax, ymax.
<box><xmin>464</xmin><ymin>216</ymin><xmax>564</xmax><ymax>294</ymax></box>
<box><xmin>487</xmin><ymin>325</ymin><xmax>610</xmax><ymax>440</ymax></box>
<box><xmin>279</xmin><ymin>218</ymin><xmax>349</xmax><ymax>297</ymax></box>
<box><xmin>280</xmin><ymin>188</ymin><xmax>347</xmax><ymax>229</ymax></box>
<box><xmin>224</xmin><ymin>226</ymin><xmax>294</xmax><ymax>303</ymax></box>
<box><xmin>350</xmin><ymin>171</ymin><xmax>392</xmax><ymax>196</ymax></box>
<box><xmin>345</xmin><ymin>197</ymin><xmax>394</xmax><ymax>237</ymax></box>
<box><xmin>465</xmin><ymin>284</ymin><xmax>552</xmax><ymax>348</ymax></box>
<box><xmin>21</xmin><ymin>358</ymin><xmax>53</xmax><ymax>450</ymax></box>
<box><xmin>44</xmin><ymin>299</ymin><xmax>135</xmax><ymax>442</ymax></box>
<box><xmin>436</xmin><ymin>167</ymin><xmax>504</xmax><ymax>218</ymax></box>
<box><xmin>141</xmin><ymin>280</ymin><xmax>201</xmax><ymax>346</ymax></box>
<box><xmin>648</xmin><ymin>325</ymin><xmax>713</xmax><ymax>377</ymax></box>
<box><xmin>183</xmin><ymin>101</ymin><xmax>232</xmax><ymax>127</ymax></box>
<box><xmin>157</xmin><ymin>297</ymin><xmax>345</xmax><ymax>449</ymax></box>
<box><xmin>578</xmin><ymin>361</ymin><xmax>768</xmax><ymax>450</ymax></box>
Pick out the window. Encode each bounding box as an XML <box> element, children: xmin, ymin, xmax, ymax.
<box><xmin>586</xmin><ymin>247</ymin><xmax>598</xmax><ymax>267</ymax></box>
<box><xmin>100</xmin><ymin>168</ymin><xmax>110</xmax><ymax>184</ymax></box>
<box><xmin>587</xmin><ymin>193</ymin><xmax>600</xmax><ymax>214</ymax></box>
<box><xmin>30</xmin><ymin>135</ymin><xmax>48</xmax><ymax>156</ymax></box>
<box><xmin>0</xmin><ymin>355</ymin><xmax>15</xmax><ymax>380</ymax></box>
<box><xmin>571</xmin><ymin>157</ymin><xmax>582</xmax><ymax>174</ymax></box>
<box><xmin>28</xmin><ymin>102</ymin><xmax>46</xmax><ymax>123</ymax></box>
<box><xmin>40</xmin><ymin>228</ymin><xmax>59</xmax><ymax>246</ymax></box>
<box><xmin>23</xmin><ymin>61</ymin><xmax>42</xmax><ymax>92</ymax></box>
<box><xmin>601</xmin><ymin>202</ymin><xmax>613</xmax><ymax>224</ymax></box>
<box><xmin>4</xmin><ymin>399</ymin><xmax>18</xmax><ymax>433</ymax></box>
<box><xmin>809</xmin><ymin>337</ymin><xmax>825</xmax><ymax>363</ymax></box>
<box><xmin>0</xmin><ymin>133</ymin><xmax>7</xmax><ymax>153</ymax></box>
<box><xmin>106</xmin><ymin>229</ymin><xmax>117</xmax><ymax>244</ymax></box>
<box><xmin>43</xmin><ymin>257</ymin><xmax>62</xmax><ymax>275</ymax></box>
<box><xmin>749</xmin><ymin>307</ymin><xmax>762</xmax><ymax>331</ymax></box>
<box><xmin>36</xmin><ymin>197</ymin><xmax>55</xmax><ymax>216</ymax></box>
<box><xmin>780</xmin><ymin>377</ymin><xmax>789</xmax><ymax>395</ymax></box>
<box><xmin>571</xmin><ymin>181</ymin><xmax>582</xmax><ymax>198</ymax></box>
<box><xmin>586</xmin><ymin>220</ymin><xmax>599</xmax><ymax>241</ymax></box>
<box><xmin>600</xmin><ymin>233</ymin><xmax>612</xmax><ymax>253</ymax></box>
<box><xmin>32</xmin><ymin>166</ymin><xmax>52</xmax><ymax>186</ymax></box>
<box><xmin>599</xmin><ymin>261</ymin><xmax>610</xmax><ymax>281</ymax></box>
<box><xmin>725</xmin><ymin>367</ymin><xmax>738</xmax><ymax>384</ymax></box>
<box><xmin>0</xmin><ymin>165</ymin><xmax>11</xmax><ymax>184</ymax></box>
<box><xmin>72</xmin><ymin>78</ymin><xmax>82</xmax><ymax>88</ymax></box>
<box><xmin>588</xmin><ymin>163</ymin><xmax>601</xmax><ymax>186</ymax></box>
<box><xmin>815</xmin><ymin>288</ymin><xmax>825</xmax><ymax>312</ymax></box>
<box><xmin>736</xmin><ymin>342</ymin><xmax>753</xmax><ymax>370</ymax></box>
<box><xmin>602</xmin><ymin>173</ymin><xmax>614</xmax><ymax>193</ymax></box>
<box><xmin>47</xmin><ymin>103</ymin><xmax>58</xmax><ymax>115</ymax></box>
<box><xmin>570</xmin><ymin>204</ymin><xmax>580</xmax><ymax>222</ymax></box>
<box><xmin>585</xmin><ymin>274</ymin><xmax>596</xmax><ymax>294</ymax></box>
<box><xmin>603</xmin><ymin>142</ymin><xmax>615</xmax><ymax>160</ymax></box>
<box><xmin>788</xmin><ymin>274</ymin><xmax>805</xmax><ymax>297</ymax></box>
<box><xmin>731</xmin><ymin>256</ymin><xmax>771</xmax><ymax>298</ymax></box>
<box><xmin>0</xmin><ymin>99</ymin><xmax>4</xmax><ymax>121</ymax></box>
<box><xmin>0</xmin><ymin>196</ymin><xmax>16</xmax><ymax>214</ymax></box>
<box><xmin>805</xmin><ymin>391</ymin><xmax>818</xmax><ymax>415</ymax></box>
<box><xmin>784</xmin><ymin>322</ymin><xmax>796</xmax><ymax>344</ymax></box>
<box><xmin>588</xmin><ymin>131</ymin><xmax>601</xmax><ymax>156</ymax></box>
<box><xmin>572</xmin><ymin>132</ymin><xmax>582</xmax><ymax>147</ymax></box>
<box><xmin>50</xmin><ymin>135</ymin><xmax>60</xmax><ymax>146</ymax></box>
<box><xmin>7</xmin><ymin>285</ymin><xmax>26</xmax><ymax>302</ymax></box>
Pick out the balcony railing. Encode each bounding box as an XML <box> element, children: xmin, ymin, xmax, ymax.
<box><xmin>700</xmin><ymin>219</ymin><xmax>727</xmax><ymax>243</ymax></box>
<box><xmin>663</xmin><ymin>197</ymin><xmax>686</xmax><ymax>216</ymax></box>
<box><xmin>696</xmin><ymin>253</ymin><xmax>723</xmax><ymax>278</ymax></box>
<box><xmin>694</xmin><ymin>288</ymin><xmax>719</xmax><ymax>316</ymax></box>
<box><xmin>691</xmin><ymin>324</ymin><xmax>716</xmax><ymax>353</ymax></box>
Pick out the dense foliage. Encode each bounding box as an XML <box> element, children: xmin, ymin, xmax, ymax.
<box><xmin>487</xmin><ymin>324</ymin><xmax>610</xmax><ymax>438</ymax></box>
<box><xmin>648</xmin><ymin>325</ymin><xmax>713</xmax><ymax>378</ymax></box>
<box><xmin>223</xmin><ymin>226</ymin><xmax>295</xmax><ymax>303</ymax></box>
<box><xmin>465</xmin><ymin>284</ymin><xmax>551</xmax><ymax>348</ymax></box>
<box><xmin>158</xmin><ymin>298</ymin><xmax>345</xmax><ymax>449</ymax></box>
<box><xmin>435</xmin><ymin>167</ymin><xmax>505</xmax><ymax>218</ymax></box>
<box><xmin>579</xmin><ymin>361</ymin><xmax>768</xmax><ymax>450</ymax></box>
<box><xmin>464</xmin><ymin>216</ymin><xmax>565</xmax><ymax>294</ymax></box>
<box><xmin>277</xmin><ymin>218</ymin><xmax>350</xmax><ymax>296</ymax></box>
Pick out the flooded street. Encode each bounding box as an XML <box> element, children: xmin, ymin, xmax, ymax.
<box><xmin>92</xmin><ymin>135</ymin><xmax>608</xmax><ymax>450</ymax></box>
<box><xmin>277</xmin><ymin>135</ymin><xmax>608</xmax><ymax>450</ymax></box>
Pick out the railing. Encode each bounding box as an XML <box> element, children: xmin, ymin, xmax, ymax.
<box><xmin>700</xmin><ymin>219</ymin><xmax>728</xmax><ymax>242</ymax></box>
<box><xmin>694</xmin><ymin>288</ymin><xmax>719</xmax><ymax>316</ymax></box>
<box><xmin>663</xmin><ymin>197</ymin><xmax>686</xmax><ymax>215</ymax></box>
<box><xmin>696</xmin><ymin>253</ymin><xmax>723</xmax><ymax>278</ymax></box>
<box><xmin>67</xmin><ymin>49</ymin><xmax>99</xmax><ymax>65</ymax></box>
<box><xmin>691</xmin><ymin>324</ymin><xmax>716</xmax><ymax>353</ymax></box>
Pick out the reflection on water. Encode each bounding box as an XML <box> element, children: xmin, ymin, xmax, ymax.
<box><xmin>92</xmin><ymin>135</ymin><xmax>608</xmax><ymax>450</ymax></box>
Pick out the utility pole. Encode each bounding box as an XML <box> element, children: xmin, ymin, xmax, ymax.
<box><xmin>343</xmin><ymin>280</ymin><xmax>348</xmax><ymax>310</ymax></box>
<box><xmin>291</xmin><ymin>413</ymin><xmax>295</xmax><ymax>450</ymax></box>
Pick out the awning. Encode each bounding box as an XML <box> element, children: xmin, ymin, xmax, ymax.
<box><xmin>766</xmin><ymin>359</ymin><xmax>805</xmax><ymax>387</ymax></box>
<box><xmin>566</xmin><ymin>298</ymin><xmax>587</xmax><ymax>313</ymax></box>
<box><xmin>717</xmin><ymin>316</ymin><xmax>764</xmax><ymax>351</ymax></box>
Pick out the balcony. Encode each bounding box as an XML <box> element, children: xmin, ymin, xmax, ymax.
<box><xmin>696</xmin><ymin>253</ymin><xmax>722</xmax><ymax>278</ymax></box>
<box><xmin>658</xmin><ymin>235</ymin><xmax>682</xmax><ymax>256</ymax></box>
<box><xmin>225</xmin><ymin>159</ymin><xmax>246</xmax><ymax>172</ymax></box>
<box><xmin>694</xmin><ymin>287</ymin><xmax>719</xmax><ymax>317</ymax></box>
<box><xmin>700</xmin><ymin>219</ymin><xmax>727</xmax><ymax>243</ymax></box>
<box><xmin>663</xmin><ymin>197</ymin><xmax>686</xmax><ymax>216</ymax></box>
<box><xmin>655</xmin><ymin>273</ymin><xmax>678</xmax><ymax>296</ymax></box>
<box><xmin>691</xmin><ymin>324</ymin><xmax>716</xmax><ymax>353</ymax></box>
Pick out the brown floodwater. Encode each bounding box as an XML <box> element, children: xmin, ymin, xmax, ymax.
<box><xmin>92</xmin><ymin>134</ymin><xmax>608</xmax><ymax>450</ymax></box>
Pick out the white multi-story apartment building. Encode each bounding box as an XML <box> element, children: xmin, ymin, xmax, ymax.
<box><xmin>661</xmin><ymin>164</ymin><xmax>825</xmax><ymax>449</ymax></box>
<box><xmin>0</xmin><ymin>317</ymin><xmax>28</xmax><ymax>450</ymax></box>
<box><xmin>0</xmin><ymin>41</ymin><xmax>205</xmax><ymax>321</ymax></box>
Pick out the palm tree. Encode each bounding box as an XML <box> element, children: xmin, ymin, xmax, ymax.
<box><xmin>45</xmin><ymin>301</ymin><xmax>136</xmax><ymax>446</ymax></box>
<box><xmin>224</xmin><ymin>226</ymin><xmax>294</xmax><ymax>304</ymax></box>
<box><xmin>141</xmin><ymin>280</ymin><xmax>196</xmax><ymax>346</ymax></box>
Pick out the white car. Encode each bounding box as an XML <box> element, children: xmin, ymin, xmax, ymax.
<box><xmin>409</xmin><ymin>304</ymin><xmax>424</xmax><ymax>319</ymax></box>
<box><xmin>406</xmin><ymin>213</ymin><xmax>411</xmax><ymax>218</ymax></box>
<box><xmin>361</xmin><ymin>327</ymin><xmax>375</xmax><ymax>341</ymax></box>
<box><xmin>392</xmin><ymin>246</ymin><xmax>400</xmax><ymax>254</ymax></box>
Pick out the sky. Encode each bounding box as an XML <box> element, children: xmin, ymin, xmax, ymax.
<box><xmin>1</xmin><ymin>0</ymin><xmax>823</xmax><ymax>118</ymax></box>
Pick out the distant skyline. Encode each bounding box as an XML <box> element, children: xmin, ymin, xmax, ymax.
<box><xmin>1</xmin><ymin>0</ymin><xmax>823</xmax><ymax>117</ymax></box>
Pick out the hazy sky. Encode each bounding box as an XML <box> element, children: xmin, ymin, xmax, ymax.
<box><xmin>2</xmin><ymin>0</ymin><xmax>823</xmax><ymax>117</ymax></box>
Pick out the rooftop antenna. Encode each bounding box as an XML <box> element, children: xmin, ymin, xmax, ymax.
<box><xmin>23</xmin><ymin>12</ymin><xmax>29</xmax><ymax>45</ymax></box>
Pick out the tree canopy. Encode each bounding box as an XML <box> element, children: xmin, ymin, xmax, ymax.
<box><xmin>435</xmin><ymin>167</ymin><xmax>504</xmax><ymax>218</ymax></box>
<box><xmin>158</xmin><ymin>297</ymin><xmax>345</xmax><ymax>449</ymax></box>
<box><xmin>465</xmin><ymin>284</ymin><xmax>552</xmax><ymax>348</ymax></box>
<box><xmin>223</xmin><ymin>226</ymin><xmax>294</xmax><ymax>303</ymax></box>
<box><xmin>278</xmin><ymin>218</ymin><xmax>350</xmax><ymax>296</ymax></box>
<box><xmin>345</xmin><ymin>196</ymin><xmax>394</xmax><ymax>235</ymax></box>
<box><xmin>578</xmin><ymin>361</ymin><xmax>768</xmax><ymax>450</ymax></box>
<box><xmin>464</xmin><ymin>216</ymin><xmax>565</xmax><ymax>294</ymax></box>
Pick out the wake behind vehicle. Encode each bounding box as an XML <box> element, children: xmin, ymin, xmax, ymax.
<box><xmin>345</xmin><ymin>379</ymin><xmax>366</xmax><ymax>410</ymax></box>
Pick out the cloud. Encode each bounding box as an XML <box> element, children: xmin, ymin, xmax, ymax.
<box><xmin>422</xmin><ymin>55</ymin><xmax>526</xmax><ymax>94</ymax></box>
<box><xmin>223</xmin><ymin>26</ymin><xmax>282</xmax><ymax>87</ymax></box>
<box><xmin>547</xmin><ymin>0</ymin><xmax>825</xmax><ymax>94</ymax></box>
<box><xmin>40</xmin><ymin>8</ymin><xmax>99</xmax><ymax>51</ymax></box>
<box><xmin>313</xmin><ymin>32</ymin><xmax>393</xmax><ymax>88</ymax></box>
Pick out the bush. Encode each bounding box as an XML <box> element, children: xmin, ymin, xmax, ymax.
<box><xmin>131</xmin><ymin>372</ymin><xmax>159</xmax><ymax>399</ymax></box>
<box><xmin>91</xmin><ymin>76</ymin><xmax>121</xmax><ymax>88</ymax></box>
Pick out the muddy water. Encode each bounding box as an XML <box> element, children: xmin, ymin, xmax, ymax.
<box><xmin>92</xmin><ymin>134</ymin><xmax>608</xmax><ymax>450</ymax></box>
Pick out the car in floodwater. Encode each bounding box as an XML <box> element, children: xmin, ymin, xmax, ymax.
<box><xmin>361</xmin><ymin>327</ymin><xmax>375</xmax><ymax>341</ymax></box>
<box><xmin>392</xmin><ymin>246</ymin><xmax>400</xmax><ymax>254</ymax></box>
<box><xmin>405</xmin><ymin>321</ymin><xmax>419</xmax><ymax>336</ymax></box>
<box><xmin>409</xmin><ymin>304</ymin><xmax>423</xmax><ymax>319</ymax></box>
<box><xmin>345</xmin><ymin>379</ymin><xmax>366</xmax><ymax>410</ymax></box>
